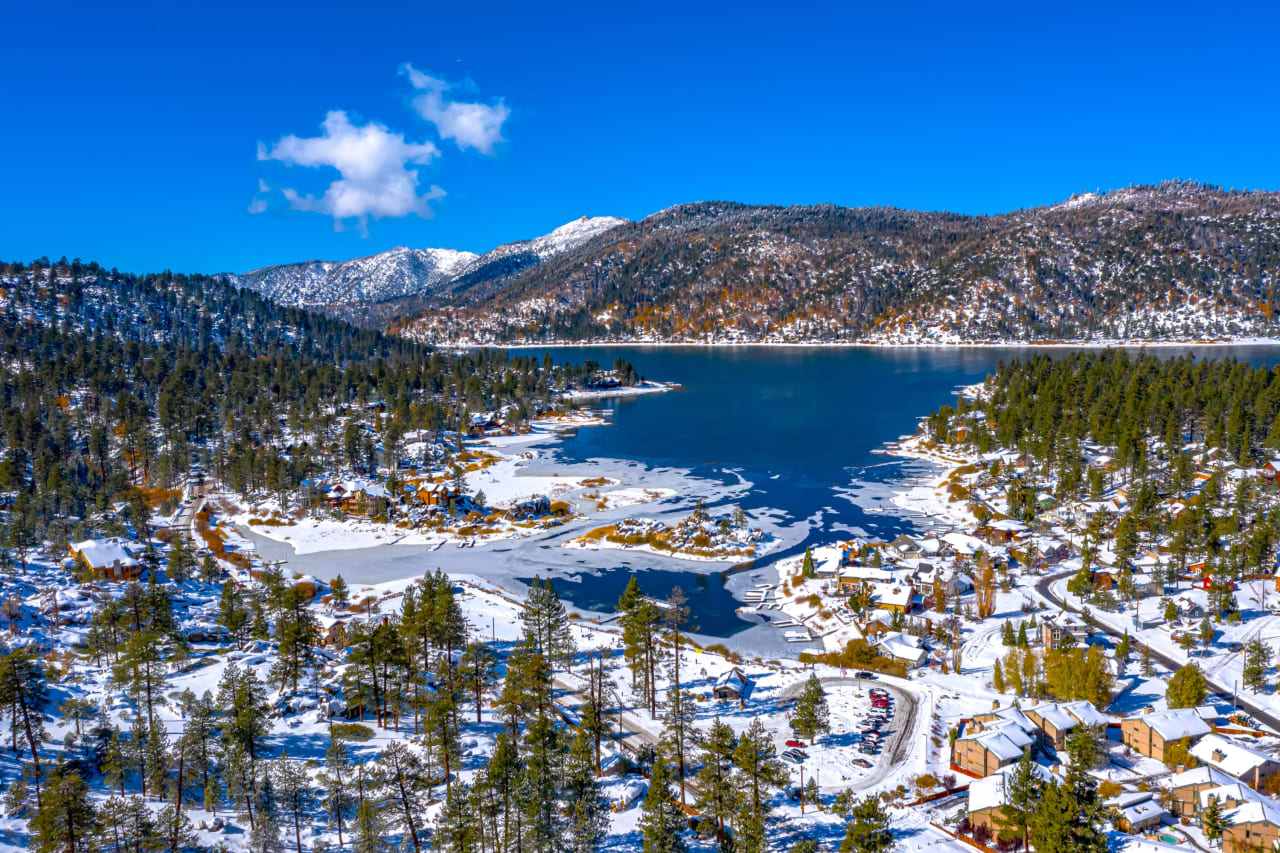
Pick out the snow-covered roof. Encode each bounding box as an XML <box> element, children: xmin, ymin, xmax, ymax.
<box><xmin>968</xmin><ymin>763</ymin><xmax>1051</xmax><ymax>813</ymax></box>
<box><xmin>968</xmin><ymin>721</ymin><xmax>1036</xmax><ymax>761</ymax></box>
<box><xmin>877</xmin><ymin>631</ymin><xmax>926</xmax><ymax>665</ymax></box>
<box><xmin>1198</xmin><ymin>782</ymin><xmax>1266</xmax><ymax>810</ymax></box>
<box><xmin>869</xmin><ymin>582</ymin><xmax>912</xmax><ymax>608</ymax></box>
<box><xmin>1225</xmin><ymin>797</ymin><xmax>1280</xmax><ymax>828</ymax></box>
<box><xmin>942</xmin><ymin>531</ymin><xmax>987</xmax><ymax>555</ymax></box>
<box><xmin>69</xmin><ymin>537</ymin><xmax>140</xmax><ymax>569</ymax></box>
<box><xmin>1031</xmin><ymin>703</ymin><xmax>1079</xmax><ymax>732</ymax></box>
<box><xmin>1060</xmin><ymin>700</ymin><xmax>1112</xmax><ymax>727</ymax></box>
<box><xmin>1190</xmin><ymin>733</ymin><xmax>1277</xmax><ymax>779</ymax></box>
<box><xmin>1136</xmin><ymin>708</ymin><xmax>1212</xmax><ymax>741</ymax></box>
<box><xmin>1163</xmin><ymin>765</ymin><xmax>1236</xmax><ymax>791</ymax></box>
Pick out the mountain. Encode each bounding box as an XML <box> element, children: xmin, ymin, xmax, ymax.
<box><xmin>231</xmin><ymin>216</ymin><xmax>628</xmax><ymax>313</ymax></box>
<box><xmin>231</xmin><ymin>246</ymin><xmax>478</xmax><ymax>309</ymax></box>
<box><xmin>395</xmin><ymin>182</ymin><xmax>1280</xmax><ymax>345</ymax></box>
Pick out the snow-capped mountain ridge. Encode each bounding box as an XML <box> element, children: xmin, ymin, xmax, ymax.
<box><xmin>232</xmin><ymin>216</ymin><xmax>629</xmax><ymax>309</ymax></box>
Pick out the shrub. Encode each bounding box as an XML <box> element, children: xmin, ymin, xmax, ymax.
<box><xmin>330</xmin><ymin>723</ymin><xmax>375</xmax><ymax>742</ymax></box>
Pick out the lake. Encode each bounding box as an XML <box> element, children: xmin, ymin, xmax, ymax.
<box><xmin>507</xmin><ymin>344</ymin><xmax>1280</xmax><ymax>632</ymax></box>
<box><xmin>249</xmin><ymin>344</ymin><xmax>1280</xmax><ymax>646</ymax></box>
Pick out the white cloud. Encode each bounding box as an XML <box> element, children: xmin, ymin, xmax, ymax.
<box><xmin>259</xmin><ymin>110</ymin><xmax>445</xmax><ymax>230</ymax></box>
<box><xmin>247</xmin><ymin>198</ymin><xmax>267</xmax><ymax>215</ymax></box>
<box><xmin>403</xmin><ymin>64</ymin><xmax>509</xmax><ymax>155</ymax></box>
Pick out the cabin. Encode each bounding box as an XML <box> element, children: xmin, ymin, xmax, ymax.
<box><xmin>1162</xmin><ymin>766</ymin><xmax>1236</xmax><ymax>817</ymax></box>
<box><xmin>713</xmin><ymin>667</ymin><xmax>752</xmax><ymax>702</ymax></box>
<box><xmin>69</xmin><ymin>538</ymin><xmax>142</xmax><ymax>581</ymax></box>
<box><xmin>417</xmin><ymin>483</ymin><xmax>464</xmax><ymax>509</ymax></box>
<box><xmin>1189</xmin><ymin>734</ymin><xmax>1280</xmax><ymax>791</ymax></box>
<box><xmin>889</xmin><ymin>534</ymin><xmax>925</xmax><ymax>561</ymax></box>
<box><xmin>1039</xmin><ymin>611</ymin><xmax>1090</xmax><ymax>650</ymax></box>
<box><xmin>1121</xmin><ymin>708</ymin><xmax>1212</xmax><ymax>761</ymax></box>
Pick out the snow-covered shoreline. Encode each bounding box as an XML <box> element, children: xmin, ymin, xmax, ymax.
<box><xmin>477</xmin><ymin>337</ymin><xmax>1280</xmax><ymax>350</ymax></box>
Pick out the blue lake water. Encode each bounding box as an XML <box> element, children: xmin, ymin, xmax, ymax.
<box><xmin>512</xmin><ymin>345</ymin><xmax>1280</xmax><ymax>634</ymax></box>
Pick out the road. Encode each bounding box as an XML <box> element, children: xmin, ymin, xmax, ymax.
<box><xmin>1035</xmin><ymin>571</ymin><xmax>1280</xmax><ymax>735</ymax></box>
<box><xmin>778</xmin><ymin>676</ymin><xmax>920</xmax><ymax>790</ymax></box>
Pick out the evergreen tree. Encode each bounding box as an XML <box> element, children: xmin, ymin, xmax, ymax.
<box><xmin>321</xmin><ymin>740</ymin><xmax>355</xmax><ymax>850</ymax></box>
<box><xmin>1002</xmin><ymin>751</ymin><xmax>1043</xmax><ymax>851</ymax></box>
<box><xmin>1167</xmin><ymin>664</ymin><xmax>1208</xmax><ymax>709</ymax></box>
<box><xmin>562</xmin><ymin>730</ymin><xmax>607</xmax><ymax>853</ymax></box>
<box><xmin>1202</xmin><ymin>797</ymin><xmax>1225</xmax><ymax>845</ymax></box>
<box><xmin>840</xmin><ymin>795</ymin><xmax>893</xmax><ymax>853</ymax></box>
<box><xmin>1243</xmin><ymin>639</ymin><xmax>1272</xmax><ymax>693</ymax></box>
<box><xmin>639</xmin><ymin>750</ymin><xmax>687</xmax><ymax>853</ymax></box>
<box><xmin>694</xmin><ymin>718</ymin><xmax>739</xmax><ymax>847</ymax></box>
<box><xmin>791</xmin><ymin>675</ymin><xmax>831</xmax><ymax>742</ymax></box>
<box><xmin>29</xmin><ymin>768</ymin><xmax>97</xmax><ymax>853</ymax></box>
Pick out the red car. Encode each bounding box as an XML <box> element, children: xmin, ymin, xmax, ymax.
<box><xmin>785</xmin><ymin>739</ymin><xmax>807</xmax><ymax>748</ymax></box>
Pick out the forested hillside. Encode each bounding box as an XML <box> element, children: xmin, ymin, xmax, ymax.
<box><xmin>0</xmin><ymin>257</ymin><xmax>612</xmax><ymax>549</ymax></box>
<box><xmin>396</xmin><ymin>182</ymin><xmax>1280</xmax><ymax>344</ymax></box>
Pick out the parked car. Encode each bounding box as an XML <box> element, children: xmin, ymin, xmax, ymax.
<box><xmin>856</xmin><ymin>671</ymin><xmax>875</xmax><ymax>679</ymax></box>
<box><xmin>785</xmin><ymin>739</ymin><xmax>807</xmax><ymax>748</ymax></box>
<box><xmin>853</xmin><ymin>758</ymin><xmax>873</xmax><ymax>768</ymax></box>
<box><xmin>781</xmin><ymin>751</ymin><xmax>805</xmax><ymax>765</ymax></box>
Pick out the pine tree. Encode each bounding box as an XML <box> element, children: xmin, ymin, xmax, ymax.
<box><xmin>639</xmin><ymin>750</ymin><xmax>687</xmax><ymax>853</ymax></box>
<box><xmin>1243</xmin><ymin>639</ymin><xmax>1272</xmax><ymax>693</ymax></box>
<box><xmin>521</xmin><ymin>715</ymin><xmax>564</xmax><ymax>853</ymax></box>
<box><xmin>840</xmin><ymin>795</ymin><xmax>892</xmax><ymax>853</ymax></box>
<box><xmin>791</xmin><ymin>675</ymin><xmax>831</xmax><ymax>742</ymax></box>
<box><xmin>322</xmin><ymin>740</ymin><xmax>355</xmax><ymax>850</ymax></box>
<box><xmin>1002</xmin><ymin>620</ymin><xmax>1016</xmax><ymax>646</ymax></box>
<box><xmin>29</xmin><ymin>769</ymin><xmax>96</xmax><ymax>853</ymax></box>
<box><xmin>248</xmin><ymin>772</ymin><xmax>284</xmax><ymax>853</ymax></box>
<box><xmin>801</xmin><ymin>546</ymin><xmax>816</xmax><ymax>579</ymax></box>
<box><xmin>270</xmin><ymin>754</ymin><xmax>311</xmax><ymax>853</ymax></box>
<box><xmin>1202</xmin><ymin>797</ymin><xmax>1225</xmax><ymax>845</ymax></box>
<box><xmin>733</xmin><ymin>718</ymin><xmax>788</xmax><ymax>826</ymax></box>
<box><xmin>1002</xmin><ymin>751</ymin><xmax>1043</xmax><ymax>851</ymax></box>
<box><xmin>379</xmin><ymin>741</ymin><xmax>428</xmax><ymax>853</ymax></box>
<box><xmin>433</xmin><ymin>781</ymin><xmax>479</xmax><ymax>853</ymax></box>
<box><xmin>1167</xmin><ymin>664</ymin><xmax>1208</xmax><ymax>709</ymax></box>
<box><xmin>992</xmin><ymin>659</ymin><xmax>1005</xmax><ymax>693</ymax></box>
<box><xmin>694</xmin><ymin>718</ymin><xmax>739</xmax><ymax>846</ymax></box>
<box><xmin>562</xmin><ymin>730</ymin><xmax>607</xmax><ymax>853</ymax></box>
<box><xmin>1017</xmin><ymin>621</ymin><xmax>1028</xmax><ymax>647</ymax></box>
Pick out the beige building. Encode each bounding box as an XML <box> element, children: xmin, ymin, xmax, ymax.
<box><xmin>1121</xmin><ymin>708</ymin><xmax>1211</xmax><ymax>761</ymax></box>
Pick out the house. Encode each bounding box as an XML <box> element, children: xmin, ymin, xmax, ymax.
<box><xmin>1023</xmin><ymin>700</ymin><xmax>1111</xmax><ymax>751</ymax></box>
<box><xmin>713</xmin><ymin>668</ymin><xmax>752</xmax><ymax>702</ymax></box>
<box><xmin>1121</xmin><ymin>708</ymin><xmax>1212</xmax><ymax>761</ymax></box>
<box><xmin>981</xmin><ymin>519</ymin><xmax>1029</xmax><ymax>546</ymax></box>
<box><xmin>1262</xmin><ymin>458</ymin><xmax>1280</xmax><ymax>480</ymax></box>
<box><xmin>1107</xmin><ymin>791</ymin><xmax>1167</xmax><ymax>833</ymax></box>
<box><xmin>869</xmin><ymin>581</ymin><xmax>916</xmax><ymax>613</ymax></box>
<box><xmin>69</xmin><ymin>538</ymin><xmax>142</xmax><ymax>581</ymax></box>
<box><xmin>953</xmin><ymin>710</ymin><xmax>1038</xmax><ymax>778</ymax></box>
<box><xmin>1189</xmin><ymin>733</ymin><xmax>1280</xmax><ymax>791</ymax></box>
<box><xmin>1162</xmin><ymin>766</ymin><xmax>1236</xmax><ymax>817</ymax></box>
<box><xmin>417</xmin><ymin>483</ymin><xmax>464</xmax><ymax>509</ymax></box>
<box><xmin>889</xmin><ymin>534</ymin><xmax>924</xmax><ymax>561</ymax></box>
<box><xmin>967</xmin><ymin>762</ymin><xmax>1053</xmax><ymax>832</ymax></box>
<box><xmin>913</xmin><ymin>564</ymin><xmax>973</xmax><ymax>600</ymax></box>
<box><xmin>1222</xmin><ymin>798</ymin><xmax>1280</xmax><ymax>853</ymax></box>
<box><xmin>1039</xmin><ymin>611</ymin><xmax>1090</xmax><ymax>649</ymax></box>
<box><xmin>876</xmin><ymin>631</ymin><xmax>927</xmax><ymax>667</ymax></box>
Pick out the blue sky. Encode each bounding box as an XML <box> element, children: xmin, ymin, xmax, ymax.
<box><xmin>2</xmin><ymin>0</ymin><xmax>1278</xmax><ymax>273</ymax></box>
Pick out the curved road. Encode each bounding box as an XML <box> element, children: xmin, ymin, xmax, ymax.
<box><xmin>1035</xmin><ymin>571</ymin><xmax>1280</xmax><ymax>734</ymax></box>
<box><xmin>779</xmin><ymin>676</ymin><xmax>921</xmax><ymax>790</ymax></box>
